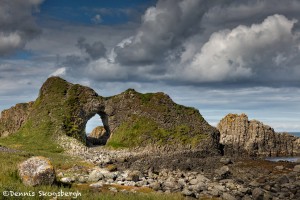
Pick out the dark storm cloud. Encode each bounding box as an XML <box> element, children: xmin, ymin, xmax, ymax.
<box><xmin>76</xmin><ymin>37</ymin><xmax>107</xmax><ymax>60</ymax></box>
<box><xmin>0</xmin><ymin>0</ymin><xmax>44</xmax><ymax>55</ymax></box>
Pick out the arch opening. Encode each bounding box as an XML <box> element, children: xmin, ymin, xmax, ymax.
<box><xmin>85</xmin><ymin>112</ymin><xmax>110</xmax><ymax>146</ymax></box>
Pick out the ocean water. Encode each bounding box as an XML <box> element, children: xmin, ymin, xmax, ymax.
<box><xmin>265</xmin><ymin>157</ymin><xmax>300</xmax><ymax>162</ymax></box>
<box><xmin>289</xmin><ymin>132</ymin><xmax>300</xmax><ymax>137</ymax></box>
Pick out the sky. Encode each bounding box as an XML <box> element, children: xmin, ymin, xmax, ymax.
<box><xmin>0</xmin><ymin>0</ymin><xmax>300</xmax><ymax>132</ymax></box>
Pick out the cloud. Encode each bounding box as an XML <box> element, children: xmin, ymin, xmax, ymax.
<box><xmin>0</xmin><ymin>32</ymin><xmax>23</xmax><ymax>55</ymax></box>
<box><xmin>0</xmin><ymin>0</ymin><xmax>44</xmax><ymax>55</ymax></box>
<box><xmin>181</xmin><ymin>14</ymin><xmax>299</xmax><ymax>82</ymax></box>
<box><xmin>50</xmin><ymin>67</ymin><xmax>66</xmax><ymax>77</ymax></box>
<box><xmin>76</xmin><ymin>37</ymin><xmax>106</xmax><ymax>60</ymax></box>
<box><xmin>91</xmin><ymin>14</ymin><xmax>102</xmax><ymax>24</ymax></box>
<box><xmin>114</xmin><ymin>0</ymin><xmax>205</xmax><ymax>65</ymax></box>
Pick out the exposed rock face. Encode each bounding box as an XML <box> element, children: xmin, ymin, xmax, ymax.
<box><xmin>0</xmin><ymin>77</ymin><xmax>220</xmax><ymax>154</ymax></box>
<box><xmin>217</xmin><ymin>113</ymin><xmax>300</xmax><ymax>156</ymax></box>
<box><xmin>18</xmin><ymin>156</ymin><xmax>55</xmax><ymax>186</ymax></box>
<box><xmin>87</xmin><ymin>126</ymin><xmax>108</xmax><ymax>145</ymax></box>
<box><xmin>0</xmin><ymin>102</ymin><xmax>33</xmax><ymax>137</ymax></box>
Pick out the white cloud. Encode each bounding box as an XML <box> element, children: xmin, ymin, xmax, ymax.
<box><xmin>181</xmin><ymin>14</ymin><xmax>299</xmax><ymax>82</ymax></box>
<box><xmin>92</xmin><ymin>14</ymin><xmax>102</xmax><ymax>24</ymax></box>
<box><xmin>50</xmin><ymin>67</ymin><xmax>66</xmax><ymax>77</ymax></box>
<box><xmin>0</xmin><ymin>32</ymin><xmax>23</xmax><ymax>54</ymax></box>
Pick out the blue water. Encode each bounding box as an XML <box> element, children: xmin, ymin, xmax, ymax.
<box><xmin>289</xmin><ymin>132</ymin><xmax>300</xmax><ymax>137</ymax></box>
<box><xmin>265</xmin><ymin>157</ymin><xmax>300</xmax><ymax>162</ymax></box>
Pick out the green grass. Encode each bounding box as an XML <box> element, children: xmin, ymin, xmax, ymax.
<box><xmin>106</xmin><ymin>116</ymin><xmax>208</xmax><ymax>149</ymax></box>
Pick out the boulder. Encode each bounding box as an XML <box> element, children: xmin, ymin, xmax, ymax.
<box><xmin>215</xmin><ymin>166</ymin><xmax>231</xmax><ymax>180</ymax></box>
<box><xmin>293</xmin><ymin>165</ymin><xmax>300</xmax><ymax>172</ymax></box>
<box><xmin>18</xmin><ymin>156</ymin><xmax>55</xmax><ymax>186</ymax></box>
<box><xmin>88</xmin><ymin>169</ymin><xmax>105</xmax><ymax>182</ymax></box>
<box><xmin>126</xmin><ymin>170</ymin><xmax>143</xmax><ymax>182</ymax></box>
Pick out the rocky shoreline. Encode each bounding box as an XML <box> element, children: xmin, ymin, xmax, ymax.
<box><xmin>53</xmin><ymin>146</ymin><xmax>300</xmax><ymax>200</ymax></box>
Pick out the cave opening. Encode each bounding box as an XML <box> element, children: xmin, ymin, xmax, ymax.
<box><xmin>85</xmin><ymin>112</ymin><xmax>110</xmax><ymax>146</ymax></box>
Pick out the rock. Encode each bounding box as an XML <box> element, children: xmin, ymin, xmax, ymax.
<box><xmin>60</xmin><ymin>177</ymin><xmax>73</xmax><ymax>184</ymax></box>
<box><xmin>108</xmin><ymin>187</ymin><xmax>118</xmax><ymax>192</ymax></box>
<box><xmin>0</xmin><ymin>102</ymin><xmax>33</xmax><ymax>137</ymax></box>
<box><xmin>182</xmin><ymin>188</ymin><xmax>194</xmax><ymax>196</ymax></box>
<box><xmin>222</xmin><ymin>193</ymin><xmax>237</xmax><ymax>200</ymax></box>
<box><xmin>88</xmin><ymin>169</ymin><xmax>104</xmax><ymax>182</ymax></box>
<box><xmin>195</xmin><ymin>174</ymin><xmax>210</xmax><ymax>183</ymax></box>
<box><xmin>217</xmin><ymin>113</ymin><xmax>300</xmax><ymax>156</ymax></box>
<box><xmin>275</xmin><ymin>165</ymin><xmax>284</xmax><ymax>170</ymax></box>
<box><xmin>215</xmin><ymin>166</ymin><xmax>231</xmax><ymax>180</ymax></box>
<box><xmin>0</xmin><ymin>76</ymin><xmax>220</xmax><ymax>154</ymax></box>
<box><xmin>277</xmin><ymin>175</ymin><xmax>289</xmax><ymax>184</ymax></box>
<box><xmin>89</xmin><ymin>181</ymin><xmax>104</xmax><ymax>188</ymax></box>
<box><xmin>78</xmin><ymin>176</ymin><xmax>88</xmax><ymax>183</ymax></box>
<box><xmin>149</xmin><ymin>182</ymin><xmax>161</xmax><ymax>191</ymax></box>
<box><xmin>87</xmin><ymin>126</ymin><xmax>109</xmax><ymax>145</ymax></box>
<box><xmin>189</xmin><ymin>178</ymin><xmax>198</xmax><ymax>185</ymax></box>
<box><xmin>127</xmin><ymin>170</ymin><xmax>143</xmax><ymax>182</ymax></box>
<box><xmin>252</xmin><ymin>188</ymin><xmax>264</xmax><ymax>200</ymax></box>
<box><xmin>220</xmin><ymin>157</ymin><xmax>232</xmax><ymax>165</ymax></box>
<box><xmin>249</xmin><ymin>180</ymin><xmax>261</xmax><ymax>187</ymax></box>
<box><xmin>293</xmin><ymin>165</ymin><xmax>300</xmax><ymax>172</ymax></box>
<box><xmin>18</xmin><ymin>156</ymin><xmax>55</xmax><ymax>187</ymax></box>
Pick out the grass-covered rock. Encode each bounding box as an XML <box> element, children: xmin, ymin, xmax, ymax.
<box><xmin>0</xmin><ymin>77</ymin><xmax>220</xmax><ymax>154</ymax></box>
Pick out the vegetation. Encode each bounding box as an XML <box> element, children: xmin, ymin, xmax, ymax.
<box><xmin>107</xmin><ymin>115</ymin><xmax>208</xmax><ymax>149</ymax></box>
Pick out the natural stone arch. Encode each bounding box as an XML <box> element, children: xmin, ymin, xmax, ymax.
<box><xmin>85</xmin><ymin>111</ymin><xmax>111</xmax><ymax>146</ymax></box>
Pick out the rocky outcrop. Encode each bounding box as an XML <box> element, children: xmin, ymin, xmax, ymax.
<box><xmin>87</xmin><ymin>126</ymin><xmax>108</xmax><ymax>145</ymax></box>
<box><xmin>217</xmin><ymin>113</ymin><xmax>300</xmax><ymax>157</ymax></box>
<box><xmin>0</xmin><ymin>77</ymin><xmax>220</xmax><ymax>154</ymax></box>
<box><xmin>18</xmin><ymin>156</ymin><xmax>55</xmax><ymax>186</ymax></box>
<box><xmin>0</xmin><ymin>102</ymin><xmax>33</xmax><ymax>137</ymax></box>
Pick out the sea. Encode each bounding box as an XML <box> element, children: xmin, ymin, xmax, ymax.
<box><xmin>288</xmin><ymin>132</ymin><xmax>300</xmax><ymax>137</ymax></box>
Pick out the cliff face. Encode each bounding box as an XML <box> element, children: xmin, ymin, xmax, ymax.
<box><xmin>0</xmin><ymin>77</ymin><xmax>220</xmax><ymax>154</ymax></box>
<box><xmin>217</xmin><ymin>113</ymin><xmax>300</xmax><ymax>157</ymax></box>
<box><xmin>0</xmin><ymin>102</ymin><xmax>34</xmax><ymax>137</ymax></box>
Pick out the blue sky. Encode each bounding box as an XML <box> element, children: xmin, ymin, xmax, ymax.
<box><xmin>1</xmin><ymin>0</ymin><xmax>300</xmax><ymax>132</ymax></box>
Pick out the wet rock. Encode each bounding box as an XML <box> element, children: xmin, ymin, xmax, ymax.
<box><xmin>18</xmin><ymin>156</ymin><xmax>55</xmax><ymax>187</ymax></box>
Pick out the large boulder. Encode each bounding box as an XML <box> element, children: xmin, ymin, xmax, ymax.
<box><xmin>18</xmin><ymin>156</ymin><xmax>55</xmax><ymax>186</ymax></box>
<box><xmin>217</xmin><ymin>113</ymin><xmax>300</xmax><ymax>156</ymax></box>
